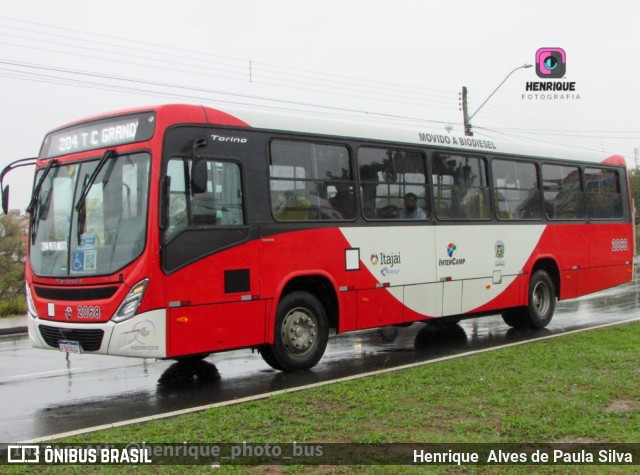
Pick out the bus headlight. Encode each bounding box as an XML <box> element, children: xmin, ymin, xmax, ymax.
<box><xmin>25</xmin><ymin>283</ymin><xmax>38</xmax><ymax>318</ymax></box>
<box><xmin>112</xmin><ymin>279</ymin><xmax>149</xmax><ymax>323</ymax></box>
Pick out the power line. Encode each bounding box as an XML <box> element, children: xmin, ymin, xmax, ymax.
<box><xmin>0</xmin><ymin>15</ymin><xmax>636</xmax><ymax>158</ymax></box>
<box><xmin>0</xmin><ymin>16</ymin><xmax>458</xmax><ymax>105</ymax></box>
<box><xmin>0</xmin><ymin>61</ymin><xmax>456</xmax><ymax>126</ymax></box>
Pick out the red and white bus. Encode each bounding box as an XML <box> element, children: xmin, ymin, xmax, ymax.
<box><xmin>2</xmin><ymin>104</ymin><xmax>634</xmax><ymax>370</ymax></box>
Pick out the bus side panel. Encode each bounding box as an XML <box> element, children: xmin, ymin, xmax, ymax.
<box><xmin>579</xmin><ymin>221</ymin><xmax>633</xmax><ymax>298</ymax></box>
<box><xmin>404</xmin><ymin>283</ymin><xmax>443</xmax><ymax>319</ymax></box>
<box><xmin>167</xmin><ymin>301</ymin><xmax>266</xmax><ymax>357</ymax></box>
<box><xmin>577</xmin><ymin>265</ymin><xmax>634</xmax><ymax>296</ymax></box>
<box><xmin>560</xmin><ymin>269</ymin><xmax>579</xmax><ymax>300</ymax></box>
<box><xmin>337</xmin><ymin>290</ymin><xmax>358</xmax><ymax>333</ymax></box>
<box><xmin>461</xmin><ymin>274</ymin><xmax>526</xmax><ymax>314</ymax></box>
<box><xmin>462</xmin><ymin>276</ymin><xmax>519</xmax><ymax>313</ymax></box>
<box><xmin>536</xmin><ymin>224</ymin><xmax>588</xmax><ymax>301</ymax></box>
<box><xmin>588</xmin><ymin>223</ymin><xmax>634</xmax><ymax>268</ymax></box>
<box><xmin>356</xmin><ymin>287</ymin><xmax>405</xmax><ymax>329</ymax></box>
<box><xmin>519</xmin><ymin>222</ymin><xmax>633</xmax><ymax>300</ymax></box>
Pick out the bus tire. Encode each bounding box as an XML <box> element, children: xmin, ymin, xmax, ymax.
<box><xmin>261</xmin><ymin>291</ymin><xmax>329</xmax><ymax>371</ymax></box>
<box><xmin>526</xmin><ymin>270</ymin><xmax>556</xmax><ymax>328</ymax></box>
<box><xmin>502</xmin><ymin>270</ymin><xmax>556</xmax><ymax>329</ymax></box>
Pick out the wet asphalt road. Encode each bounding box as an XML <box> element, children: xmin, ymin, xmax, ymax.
<box><xmin>1</xmin><ymin>271</ymin><xmax>639</xmax><ymax>443</ymax></box>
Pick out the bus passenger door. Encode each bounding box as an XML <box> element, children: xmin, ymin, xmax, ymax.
<box><xmin>162</xmin><ymin>156</ymin><xmax>265</xmax><ymax>357</ymax></box>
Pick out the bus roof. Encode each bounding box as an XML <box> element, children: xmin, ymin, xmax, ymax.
<box><xmin>45</xmin><ymin>103</ymin><xmax>627</xmax><ymax>167</ymax></box>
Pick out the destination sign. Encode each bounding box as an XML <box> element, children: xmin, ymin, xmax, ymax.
<box><xmin>40</xmin><ymin>112</ymin><xmax>156</xmax><ymax>158</ymax></box>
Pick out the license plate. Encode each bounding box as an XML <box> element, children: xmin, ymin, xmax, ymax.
<box><xmin>58</xmin><ymin>340</ymin><xmax>82</xmax><ymax>354</ymax></box>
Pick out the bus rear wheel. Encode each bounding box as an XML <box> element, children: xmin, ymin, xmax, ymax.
<box><xmin>260</xmin><ymin>291</ymin><xmax>329</xmax><ymax>371</ymax></box>
<box><xmin>502</xmin><ymin>270</ymin><xmax>556</xmax><ymax>329</ymax></box>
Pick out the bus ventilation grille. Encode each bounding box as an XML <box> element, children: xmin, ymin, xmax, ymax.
<box><xmin>39</xmin><ymin>325</ymin><xmax>104</xmax><ymax>352</ymax></box>
<box><xmin>34</xmin><ymin>286</ymin><xmax>118</xmax><ymax>301</ymax></box>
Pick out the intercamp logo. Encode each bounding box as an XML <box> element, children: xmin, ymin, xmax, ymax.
<box><xmin>439</xmin><ymin>243</ymin><xmax>465</xmax><ymax>267</ymax></box>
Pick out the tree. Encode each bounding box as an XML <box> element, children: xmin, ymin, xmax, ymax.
<box><xmin>629</xmin><ymin>169</ymin><xmax>640</xmax><ymax>214</ymax></box>
<box><xmin>0</xmin><ymin>215</ymin><xmax>25</xmax><ymax>302</ymax></box>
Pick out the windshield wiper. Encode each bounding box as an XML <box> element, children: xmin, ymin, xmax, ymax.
<box><xmin>75</xmin><ymin>149</ymin><xmax>117</xmax><ymax>212</ymax></box>
<box><xmin>26</xmin><ymin>159</ymin><xmax>57</xmax><ymax>215</ymax></box>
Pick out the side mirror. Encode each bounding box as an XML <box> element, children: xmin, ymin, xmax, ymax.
<box><xmin>190</xmin><ymin>136</ymin><xmax>208</xmax><ymax>194</ymax></box>
<box><xmin>1</xmin><ymin>185</ymin><xmax>9</xmax><ymax>215</ymax></box>
<box><xmin>191</xmin><ymin>158</ymin><xmax>208</xmax><ymax>194</ymax></box>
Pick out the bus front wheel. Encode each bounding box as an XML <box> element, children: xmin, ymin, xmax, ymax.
<box><xmin>260</xmin><ymin>291</ymin><xmax>329</xmax><ymax>371</ymax></box>
<box><xmin>502</xmin><ymin>270</ymin><xmax>556</xmax><ymax>329</ymax></box>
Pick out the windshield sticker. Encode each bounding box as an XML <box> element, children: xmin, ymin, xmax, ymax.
<box><xmin>72</xmin><ymin>250</ymin><xmax>97</xmax><ymax>272</ymax></box>
<box><xmin>41</xmin><ymin>241</ymin><xmax>67</xmax><ymax>252</ymax></box>
<box><xmin>79</xmin><ymin>233</ymin><xmax>97</xmax><ymax>249</ymax></box>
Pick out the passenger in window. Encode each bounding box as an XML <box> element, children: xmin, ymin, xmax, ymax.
<box><xmin>330</xmin><ymin>183</ymin><xmax>356</xmax><ymax>219</ymax></box>
<box><xmin>275</xmin><ymin>191</ymin><xmax>311</xmax><ymax>220</ymax></box>
<box><xmin>402</xmin><ymin>193</ymin><xmax>427</xmax><ymax>220</ymax></box>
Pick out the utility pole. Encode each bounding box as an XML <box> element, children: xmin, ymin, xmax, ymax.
<box><xmin>460</xmin><ymin>86</ymin><xmax>472</xmax><ymax>136</ymax></box>
<box><xmin>461</xmin><ymin>64</ymin><xmax>532</xmax><ymax>137</ymax></box>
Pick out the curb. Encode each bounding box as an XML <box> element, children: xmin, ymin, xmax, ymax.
<box><xmin>0</xmin><ymin>325</ymin><xmax>27</xmax><ymax>336</ymax></box>
<box><xmin>0</xmin><ymin>315</ymin><xmax>28</xmax><ymax>336</ymax></box>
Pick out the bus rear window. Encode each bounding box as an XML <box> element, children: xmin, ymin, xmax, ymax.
<box><xmin>584</xmin><ymin>167</ymin><xmax>623</xmax><ymax>219</ymax></box>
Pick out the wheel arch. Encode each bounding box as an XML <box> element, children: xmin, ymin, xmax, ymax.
<box><xmin>269</xmin><ymin>271</ymin><xmax>339</xmax><ymax>337</ymax></box>
<box><xmin>529</xmin><ymin>257</ymin><xmax>560</xmax><ymax>299</ymax></box>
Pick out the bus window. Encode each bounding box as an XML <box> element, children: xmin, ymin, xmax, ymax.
<box><xmin>492</xmin><ymin>159</ymin><xmax>542</xmax><ymax>220</ymax></box>
<box><xmin>165</xmin><ymin>158</ymin><xmax>244</xmax><ymax>239</ymax></box>
<box><xmin>357</xmin><ymin>147</ymin><xmax>428</xmax><ymax>220</ymax></box>
<box><xmin>270</xmin><ymin>140</ymin><xmax>354</xmax><ymax>221</ymax></box>
<box><xmin>432</xmin><ymin>153</ymin><xmax>490</xmax><ymax>220</ymax></box>
<box><xmin>584</xmin><ymin>167</ymin><xmax>623</xmax><ymax>219</ymax></box>
<box><xmin>542</xmin><ymin>164</ymin><xmax>584</xmax><ymax>220</ymax></box>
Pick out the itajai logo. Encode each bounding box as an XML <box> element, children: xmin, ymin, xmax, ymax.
<box><xmin>370</xmin><ymin>252</ymin><xmax>401</xmax><ymax>267</ymax></box>
<box><xmin>440</xmin><ymin>243</ymin><xmax>466</xmax><ymax>266</ymax></box>
<box><xmin>371</xmin><ymin>252</ymin><xmax>401</xmax><ymax>277</ymax></box>
<box><xmin>495</xmin><ymin>241</ymin><xmax>505</xmax><ymax>259</ymax></box>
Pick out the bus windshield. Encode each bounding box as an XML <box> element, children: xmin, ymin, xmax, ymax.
<box><xmin>30</xmin><ymin>152</ymin><xmax>150</xmax><ymax>277</ymax></box>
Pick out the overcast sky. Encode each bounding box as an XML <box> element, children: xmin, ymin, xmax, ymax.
<box><xmin>1</xmin><ymin>0</ymin><xmax>638</xmax><ymax>211</ymax></box>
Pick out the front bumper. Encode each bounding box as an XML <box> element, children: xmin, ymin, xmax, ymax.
<box><xmin>28</xmin><ymin>309</ymin><xmax>167</xmax><ymax>358</ymax></box>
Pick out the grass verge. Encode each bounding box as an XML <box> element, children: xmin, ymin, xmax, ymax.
<box><xmin>5</xmin><ymin>322</ymin><xmax>640</xmax><ymax>474</ymax></box>
<box><xmin>0</xmin><ymin>294</ymin><xmax>25</xmax><ymax>318</ymax></box>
